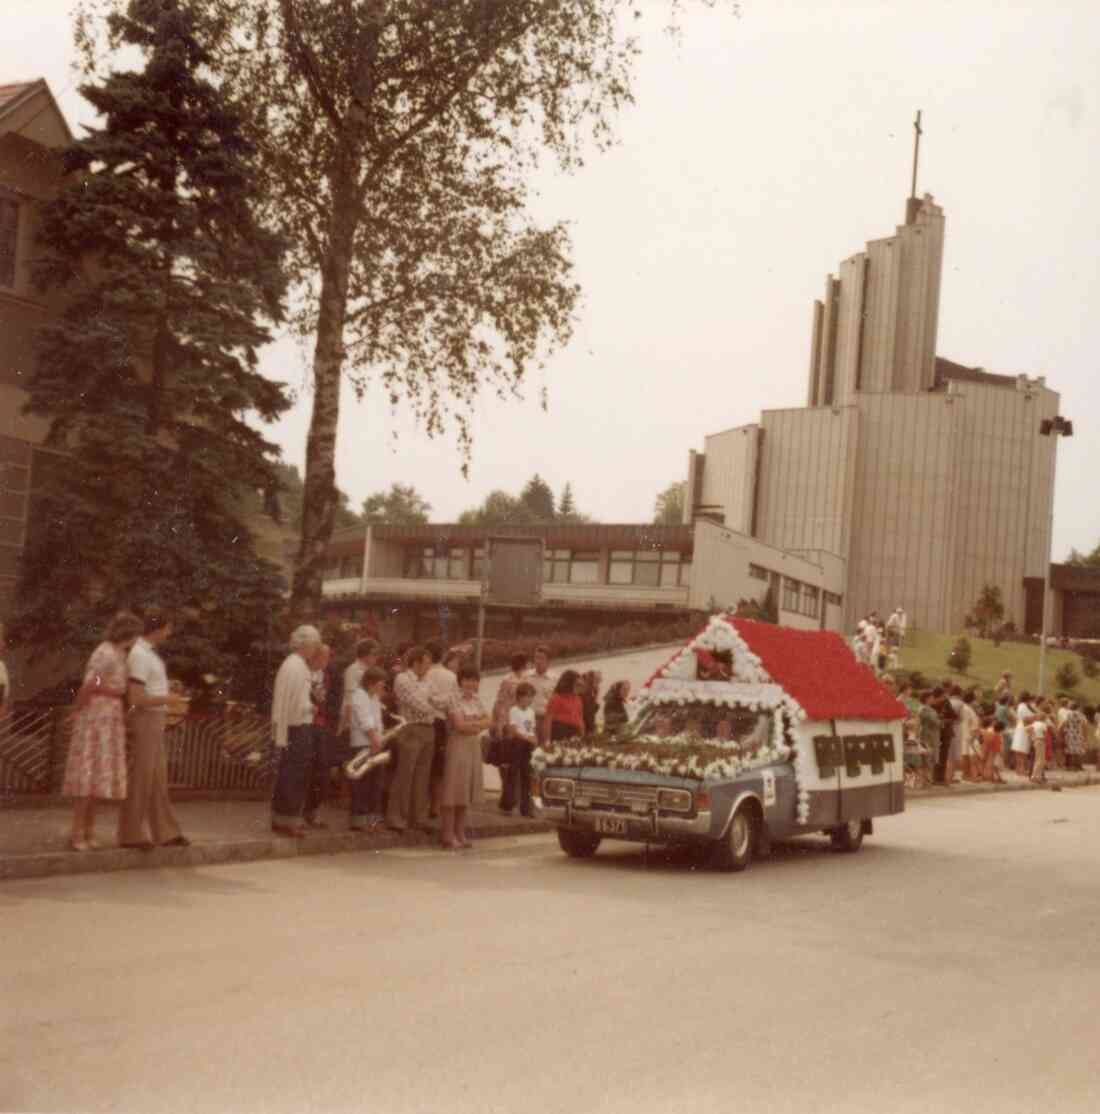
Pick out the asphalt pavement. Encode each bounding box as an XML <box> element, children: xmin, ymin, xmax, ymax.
<box><xmin>3</xmin><ymin>786</ymin><xmax>1099</xmax><ymax>1114</ymax></box>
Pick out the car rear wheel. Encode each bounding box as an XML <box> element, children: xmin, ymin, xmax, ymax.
<box><xmin>711</xmin><ymin>804</ymin><xmax>756</xmax><ymax>872</ymax></box>
<box><xmin>830</xmin><ymin>819</ymin><xmax>864</xmax><ymax>853</ymax></box>
<box><xmin>558</xmin><ymin>828</ymin><xmax>602</xmax><ymax>858</ymax></box>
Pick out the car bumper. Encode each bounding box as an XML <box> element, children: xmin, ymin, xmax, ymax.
<box><xmin>535</xmin><ymin>799</ymin><xmax>714</xmax><ymax>842</ymax></box>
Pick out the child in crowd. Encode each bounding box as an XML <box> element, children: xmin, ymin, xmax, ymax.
<box><xmin>979</xmin><ymin>713</ymin><xmax>1004</xmax><ymax>783</ymax></box>
<box><xmin>348</xmin><ymin>667</ymin><xmax>388</xmax><ymax>832</ymax></box>
<box><xmin>503</xmin><ymin>682</ymin><xmax>538</xmax><ymax>818</ymax></box>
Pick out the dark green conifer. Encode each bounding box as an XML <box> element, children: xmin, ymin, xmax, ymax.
<box><xmin>13</xmin><ymin>0</ymin><xmax>289</xmax><ymax>690</ymax></box>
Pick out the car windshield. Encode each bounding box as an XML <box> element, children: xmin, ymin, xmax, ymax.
<box><xmin>631</xmin><ymin>702</ymin><xmax>772</xmax><ymax>751</ymax></box>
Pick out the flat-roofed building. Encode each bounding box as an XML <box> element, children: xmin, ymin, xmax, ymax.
<box><xmin>318</xmin><ymin>519</ymin><xmax>844</xmax><ymax>643</ymax></box>
<box><xmin>687</xmin><ymin>194</ymin><xmax>1063</xmax><ymax>635</ymax></box>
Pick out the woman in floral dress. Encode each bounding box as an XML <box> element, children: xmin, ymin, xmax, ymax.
<box><xmin>63</xmin><ymin>611</ymin><xmax>143</xmax><ymax>851</ymax></box>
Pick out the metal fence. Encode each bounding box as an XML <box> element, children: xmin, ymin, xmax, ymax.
<box><xmin>0</xmin><ymin>704</ymin><xmax>277</xmax><ymax>796</ymax></box>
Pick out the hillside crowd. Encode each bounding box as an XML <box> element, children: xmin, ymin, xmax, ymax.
<box><xmin>849</xmin><ymin>609</ymin><xmax>1097</xmax><ymax>788</ymax></box>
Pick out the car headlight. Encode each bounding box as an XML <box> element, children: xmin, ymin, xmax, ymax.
<box><xmin>657</xmin><ymin>787</ymin><xmax>693</xmax><ymax>813</ymax></box>
<box><xmin>542</xmin><ymin>777</ymin><xmax>575</xmax><ymax>801</ymax></box>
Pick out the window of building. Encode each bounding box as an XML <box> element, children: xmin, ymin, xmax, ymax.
<box><xmin>339</xmin><ymin>555</ymin><xmax>363</xmax><ymax>579</ymax></box>
<box><xmin>447</xmin><ymin>547</ymin><xmax>469</xmax><ymax>580</ymax></box>
<box><xmin>824</xmin><ymin>590</ymin><xmax>843</xmax><ymax>606</ymax></box>
<box><xmin>748</xmin><ymin>563</ymin><xmax>768</xmax><ymax>581</ymax></box>
<box><xmin>782</xmin><ymin>577</ymin><xmax>800</xmax><ymax>612</ymax></box>
<box><xmin>544</xmin><ymin>549</ymin><xmax>600</xmax><ymax>585</ymax></box>
<box><xmin>401</xmin><ymin>546</ymin><xmax>471</xmax><ymax>580</ymax></box>
<box><xmin>608</xmin><ymin>549</ymin><xmax>690</xmax><ymax>588</ymax></box>
<box><xmin>403</xmin><ymin>545</ymin><xmax>448</xmax><ymax>579</ymax></box>
<box><xmin>802</xmin><ymin>584</ymin><xmax>820</xmax><ymax>619</ymax></box>
<box><xmin>0</xmin><ymin>196</ymin><xmax>18</xmax><ymax>289</ymax></box>
<box><xmin>472</xmin><ymin>546</ymin><xmax>485</xmax><ymax>581</ymax></box>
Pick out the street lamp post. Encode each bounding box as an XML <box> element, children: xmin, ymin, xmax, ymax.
<box><xmin>1037</xmin><ymin>414</ymin><xmax>1074</xmax><ymax>695</ymax></box>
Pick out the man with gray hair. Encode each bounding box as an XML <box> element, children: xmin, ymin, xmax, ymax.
<box><xmin>270</xmin><ymin>624</ymin><xmax>322</xmax><ymax>838</ymax></box>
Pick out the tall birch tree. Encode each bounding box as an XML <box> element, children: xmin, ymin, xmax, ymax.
<box><xmin>77</xmin><ymin>0</ymin><xmax>728</xmax><ymax>619</ymax></box>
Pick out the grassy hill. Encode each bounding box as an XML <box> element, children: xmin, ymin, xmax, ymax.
<box><xmin>894</xmin><ymin>628</ymin><xmax>1100</xmax><ymax>704</ymax></box>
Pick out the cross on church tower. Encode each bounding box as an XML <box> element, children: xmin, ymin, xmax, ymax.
<box><xmin>906</xmin><ymin>110</ymin><xmax>923</xmax><ymax>224</ymax></box>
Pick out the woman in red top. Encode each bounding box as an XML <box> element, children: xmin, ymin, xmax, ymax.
<box><xmin>547</xmin><ymin>670</ymin><xmax>586</xmax><ymax>741</ymax></box>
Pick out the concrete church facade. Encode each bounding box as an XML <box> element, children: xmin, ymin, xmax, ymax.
<box><xmin>685</xmin><ymin>195</ymin><xmax>1061</xmax><ymax>636</ymax></box>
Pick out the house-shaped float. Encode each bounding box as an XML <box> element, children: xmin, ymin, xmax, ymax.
<box><xmin>638</xmin><ymin>615</ymin><xmax>908</xmax><ymax>827</ymax></box>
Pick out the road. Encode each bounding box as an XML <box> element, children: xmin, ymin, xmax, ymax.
<box><xmin>3</xmin><ymin>787</ymin><xmax>1099</xmax><ymax>1114</ymax></box>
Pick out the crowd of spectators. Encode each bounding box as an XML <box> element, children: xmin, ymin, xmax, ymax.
<box><xmin>895</xmin><ymin>676</ymin><xmax>1096</xmax><ymax>788</ymax></box>
<box><xmin>268</xmin><ymin>632</ymin><xmax>633</xmax><ymax>849</ymax></box>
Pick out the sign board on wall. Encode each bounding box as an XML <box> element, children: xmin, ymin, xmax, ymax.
<box><xmin>486</xmin><ymin>536</ymin><xmax>543</xmax><ymax>604</ymax></box>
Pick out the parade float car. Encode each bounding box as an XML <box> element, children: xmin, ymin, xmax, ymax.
<box><xmin>531</xmin><ymin>615</ymin><xmax>907</xmax><ymax>871</ymax></box>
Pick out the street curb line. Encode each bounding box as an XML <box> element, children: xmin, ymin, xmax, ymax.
<box><xmin>0</xmin><ymin>819</ymin><xmax>553</xmax><ymax>882</ymax></box>
<box><xmin>908</xmin><ymin>772</ymin><xmax>1100</xmax><ymax>802</ymax></box>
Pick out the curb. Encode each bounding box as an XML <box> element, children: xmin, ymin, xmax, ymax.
<box><xmin>0</xmin><ymin>817</ymin><xmax>553</xmax><ymax>882</ymax></box>
<box><xmin>908</xmin><ymin>772</ymin><xmax>1100</xmax><ymax>802</ymax></box>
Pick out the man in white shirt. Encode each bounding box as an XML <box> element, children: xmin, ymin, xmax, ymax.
<box><xmin>119</xmin><ymin>609</ymin><xmax>188</xmax><ymax>850</ymax></box>
<box><xmin>528</xmin><ymin>645</ymin><xmax>557</xmax><ymax>745</ymax></box>
<box><xmin>423</xmin><ymin>642</ymin><xmax>460</xmax><ymax>817</ymax></box>
<box><xmin>338</xmin><ymin>639</ymin><xmax>381</xmax><ymax>735</ymax></box>
<box><xmin>270</xmin><ymin>624</ymin><xmax>322</xmax><ymax>838</ymax></box>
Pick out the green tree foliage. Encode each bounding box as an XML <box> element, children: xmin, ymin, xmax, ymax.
<box><xmin>76</xmin><ymin>0</ymin><xmax>732</xmax><ymax>619</ymax></box>
<box><xmin>1066</xmin><ymin>543</ymin><xmax>1100</xmax><ymax>568</ymax></box>
<box><xmin>13</xmin><ymin>0</ymin><xmax>288</xmax><ymax>680</ymax></box>
<box><xmin>966</xmin><ymin>584</ymin><xmax>1005</xmax><ymax>638</ymax></box>
<box><xmin>460</xmin><ymin>476</ymin><xmax>593</xmax><ymax>526</ymax></box>
<box><xmin>1081</xmin><ymin>655</ymin><xmax>1099</xmax><ymax>680</ymax></box>
<box><xmin>1055</xmin><ymin>661</ymin><xmax>1080</xmax><ymax>692</ymax></box>
<box><xmin>653</xmin><ymin>481</ymin><xmax>686</xmax><ymax>525</ymax></box>
<box><xmin>458</xmin><ymin>491</ymin><xmax>537</xmax><ymax>528</ymax></box>
<box><xmin>520</xmin><ymin>474</ymin><xmax>556</xmax><ymax>522</ymax></box>
<box><xmin>947</xmin><ymin>636</ymin><xmax>972</xmax><ymax>673</ymax></box>
<box><xmin>362</xmin><ymin>483</ymin><xmax>432</xmax><ymax>526</ymax></box>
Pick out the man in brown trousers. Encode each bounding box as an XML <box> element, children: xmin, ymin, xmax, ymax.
<box><xmin>118</xmin><ymin>608</ymin><xmax>189</xmax><ymax>850</ymax></box>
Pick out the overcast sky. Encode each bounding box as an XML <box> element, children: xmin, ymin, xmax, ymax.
<box><xmin>5</xmin><ymin>0</ymin><xmax>1099</xmax><ymax>558</ymax></box>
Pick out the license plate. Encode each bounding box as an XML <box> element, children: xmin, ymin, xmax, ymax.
<box><xmin>595</xmin><ymin>815</ymin><xmax>628</xmax><ymax>835</ymax></box>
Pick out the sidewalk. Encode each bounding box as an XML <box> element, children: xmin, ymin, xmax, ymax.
<box><xmin>0</xmin><ymin>792</ymin><xmax>549</xmax><ymax>881</ymax></box>
<box><xmin>2</xmin><ymin>766</ymin><xmax>1097</xmax><ymax>883</ymax></box>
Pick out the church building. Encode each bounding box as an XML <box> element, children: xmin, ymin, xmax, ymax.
<box><xmin>684</xmin><ymin>192</ymin><xmax>1064</xmax><ymax>636</ymax></box>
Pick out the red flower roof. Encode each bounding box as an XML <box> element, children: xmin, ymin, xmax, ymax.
<box><xmin>727</xmin><ymin>618</ymin><xmax>906</xmax><ymax>722</ymax></box>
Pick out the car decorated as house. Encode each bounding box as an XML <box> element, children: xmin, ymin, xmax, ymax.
<box><xmin>531</xmin><ymin>615</ymin><xmax>907</xmax><ymax>871</ymax></box>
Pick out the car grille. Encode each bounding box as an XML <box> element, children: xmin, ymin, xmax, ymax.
<box><xmin>577</xmin><ymin>782</ymin><xmax>660</xmax><ymax>811</ymax></box>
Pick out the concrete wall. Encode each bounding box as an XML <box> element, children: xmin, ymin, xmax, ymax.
<box><xmin>755</xmin><ymin>405</ymin><xmax>857</xmax><ymax>558</ymax></box>
<box><xmin>687</xmin><ymin>519</ymin><xmax>839</xmax><ymax>631</ymax></box>
<box><xmin>695</xmin><ymin>424</ymin><xmax>759</xmax><ymax>532</ymax></box>
<box><xmin>841</xmin><ymin>381</ymin><xmax>1057</xmax><ymax>633</ymax></box>
<box><xmin>810</xmin><ymin>196</ymin><xmax>945</xmax><ymax>407</ymax></box>
<box><xmin>841</xmin><ymin>392</ymin><xmax>963</xmax><ymax>632</ymax></box>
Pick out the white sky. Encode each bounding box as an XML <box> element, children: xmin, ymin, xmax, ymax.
<box><xmin>5</xmin><ymin>0</ymin><xmax>1100</xmax><ymax>559</ymax></box>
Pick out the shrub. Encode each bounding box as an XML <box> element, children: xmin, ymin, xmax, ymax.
<box><xmin>1081</xmin><ymin>655</ymin><xmax>1099</xmax><ymax>679</ymax></box>
<box><xmin>947</xmin><ymin>636</ymin><xmax>971</xmax><ymax>673</ymax></box>
<box><xmin>1054</xmin><ymin>662</ymin><xmax>1080</xmax><ymax>692</ymax></box>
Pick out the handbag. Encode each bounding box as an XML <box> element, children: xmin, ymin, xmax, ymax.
<box><xmin>485</xmin><ymin>727</ymin><xmax>512</xmax><ymax>767</ymax></box>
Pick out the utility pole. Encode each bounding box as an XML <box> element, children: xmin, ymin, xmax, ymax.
<box><xmin>1037</xmin><ymin>414</ymin><xmax>1074</xmax><ymax>694</ymax></box>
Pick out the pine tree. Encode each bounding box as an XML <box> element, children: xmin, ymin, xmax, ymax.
<box><xmin>12</xmin><ymin>0</ymin><xmax>290</xmax><ymax>686</ymax></box>
<box><xmin>520</xmin><ymin>475</ymin><xmax>557</xmax><ymax>522</ymax></box>
<box><xmin>558</xmin><ymin>483</ymin><xmax>577</xmax><ymax>519</ymax></box>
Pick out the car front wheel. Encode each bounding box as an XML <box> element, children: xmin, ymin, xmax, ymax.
<box><xmin>558</xmin><ymin>828</ymin><xmax>602</xmax><ymax>858</ymax></box>
<box><xmin>830</xmin><ymin>819</ymin><xmax>864</xmax><ymax>853</ymax></box>
<box><xmin>711</xmin><ymin>804</ymin><xmax>756</xmax><ymax>872</ymax></box>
